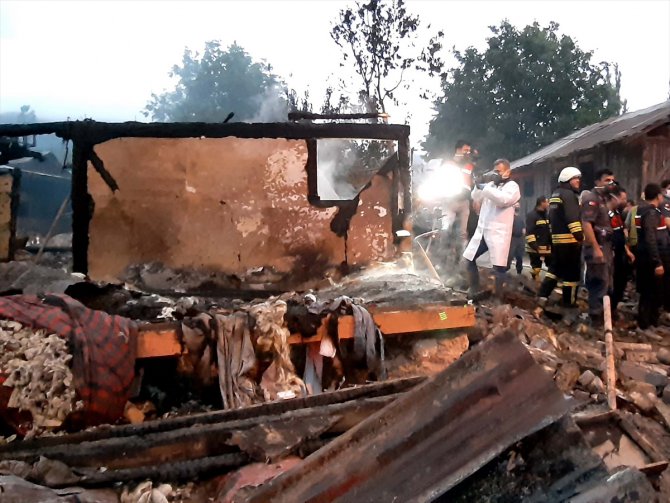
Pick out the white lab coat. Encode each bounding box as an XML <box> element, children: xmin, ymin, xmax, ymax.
<box><xmin>463</xmin><ymin>180</ymin><xmax>521</xmax><ymax>267</ymax></box>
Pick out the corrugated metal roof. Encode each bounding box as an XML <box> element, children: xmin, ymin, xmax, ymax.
<box><xmin>511</xmin><ymin>100</ymin><xmax>670</xmax><ymax>170</ymax></box>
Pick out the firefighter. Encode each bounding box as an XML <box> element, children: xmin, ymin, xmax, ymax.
<box><xmin>538</xmin><ymin>167</ymin><xmax>584</xmax><ymax>307</ymax></box>
<box><xmin>463</xmin><ymin>159</ymin><xmax>520</xmax><ymax>298</ymax></box>
<box><xmin>607</xmin><ymin>187</ymin><xmax>635</xmax><ymax>317</ymax></box>
<box><xmin>635</xmin><ymin>183</ymin><xmax>670</xmax><ymax>329</ymax></box>
<box><xmin>526</xmin><ymin>196</ymin><xmax>552</xmax><ymax>281</ymax></box>
<box><xmin>508</xmin><ymin>204</ymin><xmax>525</xmax><ymax>275</ymax></box>
<box><xmin>581</xmin><ymin>169</ymin><xmax>617</xmax><ymax>326</ymax></box>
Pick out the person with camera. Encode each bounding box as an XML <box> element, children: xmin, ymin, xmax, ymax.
<box><xmin>635</xmin><ymin>183</ymin><xmax>670</xmax><ymax>329</ymax></box>
<box><xmin>462</xmin><ymin>158</ymin><xmax>520</xmax><ymax>298</ymax></box>
<box><xmin>538</xmin><ymin>167</ymin><xmax>584</xmax><ymax>308</ymax></box>
<box><xmin>439</xmin><ymin>140</ymin><xmax>476</xmax><ymax>261</ymax></box>
<box><xmin>526</xmin><ymin>196</ymin><xmax>552</xmax><ymax>281</ymax></box>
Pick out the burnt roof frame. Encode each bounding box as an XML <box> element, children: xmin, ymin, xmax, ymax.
<box><xmin>0</xmin><ymin>120</ymin><xmax>412</xmax><ymax>274</ymax></box>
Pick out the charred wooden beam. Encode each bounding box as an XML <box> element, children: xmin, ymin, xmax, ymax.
<box><xmin>288</xmin><ymin>112</ymin><xmax>390</xmax><ymax>121</ymax></box>
<box><xmin>0</xmin><ymin>396</ymin><xmax>393</xmax><ymax>475</ymax></box>
<box><xmin>70</xmin><ymin>141</ymin><xmax>90</xmax><ymax>274</ymax></box>
<box><xmin>0</xmin><ymin>121</ymin><xmax>410</xmax><ymax>144</ymax></box>
<box><xmin>244</xmin><ymin>331</ymin><xmax>572</xmax><ymax>503</ymax></box>
<box><xmin>0</xmin><ymin>377</ymin><xmax>422</xmax><ymax>454</ymax></box>
<box><xmin>617</xmin><ymin>411</ymin><xmax>670</xmax><ymax>463</ymax></box>
<box><xmin>6</xmin><ymin>396</ymin><xmax>395</xmax><ymax>469</ymax></box>
<box><xmin>74</xmin><ymin>452</ymin><xmax>249</xmax><ymax>488</ymax></box>
<box><xmin>88</xmin><ymin>147</ymin><xmax>118</xmax><ymax>193</ymax></box>
<box><xmin>446</xmin><ymin>417</ymin><xmax>607</xmax><ymax>502</ymax></box>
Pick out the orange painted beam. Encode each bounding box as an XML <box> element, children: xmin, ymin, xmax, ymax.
<box><xmin>289</xmin><ymin>304</ymin><xmax>475</xmax><ymax>345</ymax></box>
<box><xmin>137</xmin><ymin>304</ymin><xmax>476</xmax><ymax>356</ymax></box>
<box><xmin>137</xmin><ymin>323</ymin><xmax>182</xmax><ymax>359</ymax></box>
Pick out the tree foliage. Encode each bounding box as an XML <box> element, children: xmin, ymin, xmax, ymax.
<box><xmin>144</xmin><ymin>41</ymin><xmax>298</xmax><ymax>122</ymax></box>
<box><xmin>331</xmin><ymin>0</ymin><xmax>443</xmax><ymax>113</ymax></box>
<box><xmin>424</xmin><ymin>21</ymin><xmax>624</xmax><ymax>165</ymax></box>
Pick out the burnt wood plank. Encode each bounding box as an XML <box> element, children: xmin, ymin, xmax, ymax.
<box><xmin>0</xmin><ymin>377</ymin><xmax>423</xmax><ymax>454</ymax></box>
<box><xmin>1</xmin><ymin>396</ymin><xmax>397</xmax><ymax>469</ymax></box>
<box><xmin>0</xmin><ymin>121</ymin><xmax>410</xmax><ymax>143</ymax></box>
<box><xmin>244</xmin><ymin>331</ymin><xmax>572</xmax><ymax>503</ymax></box>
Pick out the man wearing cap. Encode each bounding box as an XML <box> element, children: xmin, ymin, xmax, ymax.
<box><xmin>539</xmin><ymin>167</ymin><xmax>584</xmax><ymax>307</ymax></box>
<box><xmin>581</xmin><ymin>169</ymin><xmax>617</xmax><ymax>326</ymax></box>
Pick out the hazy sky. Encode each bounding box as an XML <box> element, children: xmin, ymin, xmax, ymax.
<box><xmin>1</xmin><ymin>0</ymin><xmax>669</xmax><ymax>147</ymax></box>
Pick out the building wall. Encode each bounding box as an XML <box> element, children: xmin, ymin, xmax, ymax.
<box><xmin>87</xmin><ymin>137</ymin><xmax>394</xmax><ymax>287</ymax></box>
<box><xmin>514</xmin><ymin>140</ymin><xmax>649</xmax><ymax>214</ymax></box>
<box><xmin>643</xmin><ymin>125</ymin><xmax>670</xmax><ymax>188</ymax></box>
<box><xmin>0</xmin><ymin>169</ymin><xmax>18</xmax><ymax>261</ymax></box>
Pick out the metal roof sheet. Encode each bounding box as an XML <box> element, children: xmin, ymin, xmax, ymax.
<box><xmin>511</xmin><ymin>100</ymin><xmax>670</xmax><ymax>170</ymax></box>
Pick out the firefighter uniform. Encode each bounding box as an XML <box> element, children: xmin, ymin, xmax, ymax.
<box><xmin>609</xmin><ymin>208</ymin><xmax>629</xmax><ymax>314</ymax></box>
<box><xmin>635</xmin><ymin>201</ymin><xmax>670</xmax><ymax>328</ymax></box>
<box><xmin>581</xmin><ymin>188</ymin><xmax>614</xmax><ymax>322</ymax></box>
<box><xmin>539</xmin><ymin>185</ymin><xmax>584</xmax><ymax>306</ymax></box>
<box><xmin>525</xmin><ymin>207</ymin><xmax>552</xmax><ymax>280</ymax></box>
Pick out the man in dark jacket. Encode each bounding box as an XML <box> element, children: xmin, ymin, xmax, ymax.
<box><xmin>526</xmin><ymin>196</ymin><xmax>551</xmax><ymax>281</ymax></box>
<box><xmin>607</xmin><ymin>187</ymin><xmax>635</xmax><ymax>317</ymax></box>
<box><xmin>539</xmin><ymin>167</ymin><xmax>584</xmax><ymax>307</ymax></box>
<box><xmin>581</xmin><ymin>168</ymin><xmax>617</xmax><ymax>326</ymax></box>
<box><xmin>508</xmin><ymin>204</ymin><xmax>525</xmax><ymax>275</ymax></box>
<box><xmin>636</xmin><ymin>183</ymin><xmax>670</xmax><ymax>329</ymax></box>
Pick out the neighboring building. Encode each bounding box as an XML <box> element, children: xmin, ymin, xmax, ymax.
<box><xmin>5</xmin><ymin>152</ymin><xmax>71</xmax><ymax>237</ymax></box>
<box><xmin>511</xmin><ymin>101</ymin><xmax>670</xmax><ymax>213</ymax></box>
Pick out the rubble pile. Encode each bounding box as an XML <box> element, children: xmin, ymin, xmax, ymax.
<box><xmin>2</xmin><ymin>260</ymin><xmax>670</xmax><ymax>500</ymax></box>
<box><xmin>249</xmin><ymin>300</ymin><xmax>305</xmax><ymax>401</ymax></box>
<box><xmin>0</xmin><ymin>321</ymin><xmax>81</xmax><ymax>436</ymax></box>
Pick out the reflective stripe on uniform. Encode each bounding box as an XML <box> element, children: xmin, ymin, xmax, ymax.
<box><xmin>553</xmin><ymin>233</ymin><xmax>578</xmax><ymax>244</ymax></box>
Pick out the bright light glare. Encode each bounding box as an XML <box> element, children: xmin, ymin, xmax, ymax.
<box><xmin>417</xmin><ymin>163</ymin><xmax>465</xmax><ymax>202</ymax></box>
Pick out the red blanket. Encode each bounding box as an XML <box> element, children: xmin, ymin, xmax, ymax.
<box><xmin>0</xmin><ymin>294</ymin><xmax>137</xmax><ymax>427</ymax></box>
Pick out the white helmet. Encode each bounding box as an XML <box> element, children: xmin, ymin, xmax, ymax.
<box><xmin>558</xmin><ymin>166</ymin><xmax>582</xmax><ymax>183</ymax></box>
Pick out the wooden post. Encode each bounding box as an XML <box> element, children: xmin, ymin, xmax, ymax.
<box><xmin>604</xmin><ymin>295</ymin><xmax>617</xmax><ymax>410</ymax></box>
<box><xmin>71</xmin><ymin>141</ymin><xmax>89</xmax><ymax>274</ymax></box>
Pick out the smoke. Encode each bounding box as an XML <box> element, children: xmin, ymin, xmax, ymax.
<box><xmin>249</xmin><ymin>85</ymin><xmax>290</xmax><ymax>123</ymax></box>
<box><xmin>316</xmin><ymin>139</ymin><xmax>387</xmax><ymax>201</ymax></box>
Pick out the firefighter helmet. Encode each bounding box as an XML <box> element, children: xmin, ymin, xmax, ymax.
<box><xmin>558</xmin><ymin>167</ymin><xmax>582</xmax><ymax>183</ymax></box>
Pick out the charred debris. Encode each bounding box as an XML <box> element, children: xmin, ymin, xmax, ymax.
<box><xmin>0</xmin><ymin>119</ymin><xmax>668</xmax><ymax>501</ymax></box>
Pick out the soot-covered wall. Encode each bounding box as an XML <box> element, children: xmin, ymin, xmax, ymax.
<box><xmin>87</xmin><ymin>137</ymin><xmax>394</xmax><ymax>287</ymax></box>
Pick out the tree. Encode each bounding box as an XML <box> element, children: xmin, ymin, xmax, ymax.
<box><xmin>330</xmin><ymin>0</ymin><xmax>443</xmax><ymax>114</ymax></box>
<box><xmin>144</xmin><ymin>41</ymin><xmax>292</xmax><ymax>122</ymax></box>
<box><xmin>18</xmin><ymin>105</ymin><xmax>37</xmax><ymax>123</ymax></box>
<box><xmin>424</xmin><ymin>21</ymin><xmax>624</xmax><ymax>165</ymax></box>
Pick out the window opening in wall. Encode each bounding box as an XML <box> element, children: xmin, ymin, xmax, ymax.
<box><xmin>316</xmin><ymin>139</ymin><xmax>394</xmax><ymax>201</ymax></box>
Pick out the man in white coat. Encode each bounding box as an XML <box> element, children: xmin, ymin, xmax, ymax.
<box><xmin>463</xmin><ymin>158</ymin><xmax>521</xmax><ymax>297</ymax></box>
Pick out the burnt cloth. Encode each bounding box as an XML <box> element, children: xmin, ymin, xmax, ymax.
<box><xmin>0</xmin><ymin>294</ymin><xmax>137</xmax><ymax>426</ymax></box>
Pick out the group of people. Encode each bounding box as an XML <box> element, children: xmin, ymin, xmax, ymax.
<box><xmin>439</xmin><ymin>140</ymin><xmax>670</xmax><ymax>330</ymax></box>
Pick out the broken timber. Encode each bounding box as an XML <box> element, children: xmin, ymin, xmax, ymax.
<box><xmin>0</xmin><ymin>377</ymin><xmax>423</xmax><ymax>454</ymax></box>
<box><xmin>137</xmin><ymin>303</ymin><xmax>475</xmax><ymax>358</ymax></box>
<box><xmin>243</xmin><ymin>331</ymin><xmax>572</xmax><ymax>502</ymax></box>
